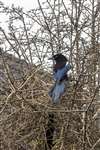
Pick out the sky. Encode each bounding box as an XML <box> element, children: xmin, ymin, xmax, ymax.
<box><xmin>0</xmin><ymin>0</ymin><xmax>41</xmax><ymax>31</ymax></box>
<box><xmin>2</xmin><ymin>0</ymin><xmax>39</xmax><ymax>10</ymax></box>
<box><xmin>0</xmin><ymin>0</ymin><xmax>53</xmax><ymax>68</ymax></box>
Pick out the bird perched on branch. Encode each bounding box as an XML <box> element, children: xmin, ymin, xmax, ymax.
<box><xmin>49</xmin><ymin>53</ymin><xmax>71</xmax><ymax>104</ymax></box>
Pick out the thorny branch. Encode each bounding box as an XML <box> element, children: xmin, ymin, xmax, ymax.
<box><xmin>0</xmin><ymin>0</ymin><xmax>100</xmax><ymax>149</ymax></box>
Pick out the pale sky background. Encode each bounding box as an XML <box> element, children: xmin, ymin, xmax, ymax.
<box><xmin>2</xmin><ymin>0</ymin><xmax>39</xmax><ymax>10</ymax></box>
<box><xmin>0</xmin><ymin>0</ymin><xmax>92</xmax><ymax>67</ymax></box>
<box><xmin>0</xmin><ymin>0</ymin><xmax>53</xmax><ymax>68</ymax></box>
<box><xmin>0</xmin><ymin>0</ymin><xmax>41</xmax><ymax>31</ymax></box>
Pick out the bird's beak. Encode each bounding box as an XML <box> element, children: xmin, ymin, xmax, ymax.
<box><xmin>48</xmin><ymin>57</ymin><xmax>53</xmax><ymax>60</ymax></box>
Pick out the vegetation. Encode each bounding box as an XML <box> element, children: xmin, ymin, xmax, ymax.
<box><xmin>0</xmin><ymin>0</ymin><xmax>100</xmax><ymax>149</ymax></box>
